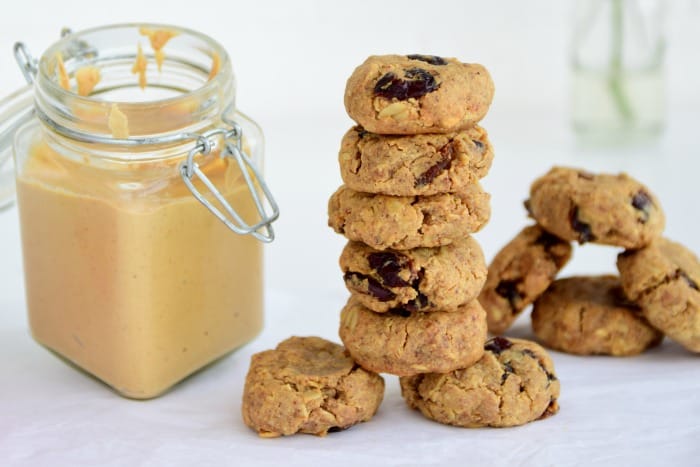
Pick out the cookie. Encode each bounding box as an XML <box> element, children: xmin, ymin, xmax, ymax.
<box><xmin>338</xmin><ymin>125</ymin><xmax>493</xmax><ymax>196</ymax></box>
<box><xmin>344</xmin><ymin>54</ymin><xmax>494</xmax><ymax>135</ymax></box>
<box><xmin>617</xmin><ymin>238</ymin><xmax>700</xmax><ymax>352</ymax></box>
<box><xmin>526</xmin><ymin>167</ymin><xmax>665</xmax><ymax>248</ymax></box>
<box><xmin>341</xmin><ymin>236</ymin><xmax>486</xmax><ymax>313</ymax></box>
<box><xmin>531</xmin><ymin>275</ymin><xmax>663</xmax><ymax>356</ymax></box>
<box><xmin>400</xmin><ymin>337</ymin><xmax>559</xmax><ymax>428</ymax></box>
<box><xmin>328</xmin><ymin>183</ymin><xmax>490</xmax><ymax>250</ymax></box>
<box><xmin>241</xmin><ymin>336</ymin><xmax>385</xmax><ymax>437</ymax></box>
<box><xmin>479</xmin><ymin>225</ymin><xmax>572</xmax><ymax>335</ymax></box>
<box><xmin>339</xmin><ymin>297</ymin><xmax>487</xmax><ymax>376</ymax></box>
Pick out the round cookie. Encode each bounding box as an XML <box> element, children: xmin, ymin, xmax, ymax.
<box><xmin>328</xmin><ymin>183</ymin><xmax>490</xmax><ymax>251</ymax></box>
<box><xmin>479</xmin><ymin>225</ymin><xmax>572</xmax><ymax>335</ymax></box>
<box><xmin>526</xmin><ymin>167</ymin><xmax>665</xmax><ymax>249</ymax></box>
<box><xmin>531</xmin><ymin>275</ymin><xmax>663</xmax><ymax>356</ymax></box>
<box><xmin>617</xmin><ymin>238</ymin><xmax>700</xmax><ymax>352</ymax></box>
<box><xmin>338</xmin><ymin>125</ymin><xmax>493</xmax><ymax>196</ymax></box>
<box><xmin>400</xmin><ymin>337</ymin><xmax>560</xmax><ymax>428</ymax></box>
<box><xmin>341</xmin><ymin>236</ymin><xmax>486</xmax><ymax>313</ymax></box>
<box><xmin>339</xmin><ymin>297</ymin><xmax>487</xmax><ymax>376</ymax></box>
<box><xmin>344</xmin><ymin>54</ymin><xmax>495</xmax><ymax>135</ymax></box>
<box><xmin>241</xmin><ymin>336</ymin><xmax>385</xmax><ymax>437</ymax></box>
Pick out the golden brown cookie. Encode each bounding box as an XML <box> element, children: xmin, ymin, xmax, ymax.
<box><xmin>617</xmin><ymin>238</ymin><xmax>700</xmax><ymax>352</ymax></box>
<box><xmin>526</xmin><ymin>167</ymin><xmax>665</xmax><ymax>248</ymax></box>
<box><xmin>341</xmin><ymin>236</ymin><xmax>486</xmax><ymax>313</ymax></box>
<box><xmin>479</xmin><ymin>225</ymin><xmax>572</xmax><ymax>335</ymax></box>
<box><xmin>400</xmin><ymin>337</ymin><xmax>560</xmax><ymax>428</ymax></box>
<box><xmin>344</xmin><ymin>54</ymin><xmax>494</xmax><ymax>134</ymax></box>
<box><xmin>339</xmin><ymin>297</ymin><xmax>487</xmax><ymax>376</ymax></box>
<box><xmin>338</xmin><ymin>125</ymin><xmax>493</xmax><ymax>196</ymax></box>
<box><xmin>531</xmin><ymin>275</ymin><xmax>663</xmax><ymax>356</ymax></box>
<box><xmin>328</xmin><ymin>184</ymin><xmax>490</xmax><ymax>250</ymax></box>
<box><xmin>241</xmin><ymin>336</ymin><xmax>385</xmax><ymax>437</ymax></box>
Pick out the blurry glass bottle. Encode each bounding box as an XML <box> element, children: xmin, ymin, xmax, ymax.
<box><xmin>571</xmin><ymin>0</ymin><xmax>667</xmax><ymax>144</ymax></box>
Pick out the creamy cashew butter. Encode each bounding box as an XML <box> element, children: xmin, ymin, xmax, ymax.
<box><xmin>7</xmin><ymin>24</ymin><xmax>272</xmax><ymax>399</ymax></box>
<box><xmin>17</xmin><ymin>141</ymin><xmax>263</xmax><ymax>399</ymax></box>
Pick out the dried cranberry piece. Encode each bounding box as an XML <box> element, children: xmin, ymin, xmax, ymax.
<box><xmin>501</xmin><ymin>362</ymin><xmax>514</xmax><ymax>384</ymax></box>
<box><xmin>678</xmin><ymin>270</ymin><xmax>700</xmax><ymax>291</ymax></box>
<box><xmin>631</xmin><ymin>190</ymin><xmax>653</xmax><ymax>223</ymax></box>
<box><xmin>367</xmin><ymin>252</ymin><xmax>410</xmax><ymax>287</ymax></box>
<box><xmin>343</xmin><ymin>272</ymin><xmax>396</xmax><ymax>301</ymax></box>
<box><xmin>404</xmin><ymin>269</ymin><xmax>429</xmax><ymax>311</ymax></box>
<box><xmin>390</xmin><ymin>308</ymin><xmax>412</xmax><ymax>318</ymax></box>
<box><xmin>485</xmin><ymin>336</ymin><xmax>513</xmax><ymax>354</ymax></box>
<box><xmin>406</xmin><ymin>54</ymin><xmax>447</xmax><ymax>66</ymax></box>
<box><xmin>535</xmin><ymin>230</ymin><xmax>564</xmax><ymax>250</ymax></box>
<box><xmin>373</xmin><ymin>67</ymin><xmax>439</xmax><ymax>100</ymax></box>
<box><xmin>415</xmin><ymin>141</ymin><xmax>454</xmax><ymax>187</ymax></box>
<box><xmin>495</xmin><ymin>280</ymin><xmax>522</xmax><ymax>312</ymax></box>
<box><xmin>569</xmin><ymin>206</ymin><xmax>595</xmax><ymax>243</ymax></box>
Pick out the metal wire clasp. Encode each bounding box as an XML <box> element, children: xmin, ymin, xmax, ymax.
<box><xmin>179</xmin><ymin>122</ymin><xmax>279</xmax><ymax>243</ymax></box>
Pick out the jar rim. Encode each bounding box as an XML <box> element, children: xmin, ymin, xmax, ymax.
<box><xmin>38</xmin><ymin>22</ymin><xmax>232</xmax><ymax>107</ymax></box>
<box><xmin>33</xmin><ymin>22</ymin><xmax>236</xmax><ymax>146</ymax></box>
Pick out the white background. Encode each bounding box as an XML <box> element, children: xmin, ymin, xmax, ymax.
<box><xmin>1</xmin><ymin>1</ymin><xmax>699</xmax><ymax>466</ymax></box>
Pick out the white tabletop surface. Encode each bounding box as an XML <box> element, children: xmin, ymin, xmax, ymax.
<box><xmin>1</xmin><ymin>2</ymin><xmax>700</xmax><ymax>466</ymax></box>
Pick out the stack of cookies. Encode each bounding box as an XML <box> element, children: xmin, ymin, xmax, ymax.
<box><xmin>480</xmin><ymin>166</ymin><xmax>700</xmax><ymax>357</ymax></box>
<box><xmin>328</xmin><ymin>54</ymin><xmax>494</xmax><ymax>376</ymax></box>
<box><xmin>328</xmin><ymin>54</ymin><xmax>560</xmax><ymax>428</ymax></box>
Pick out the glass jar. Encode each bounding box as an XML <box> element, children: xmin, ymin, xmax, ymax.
<box><xmin>0</xmin><ymin>24</ymin><xmax>278</xmax><ymax>399</ymax></box>
<box><xmin>570</xmin><ymin>0</ymin><xmax>667</xmax><ymax>144</ymax></box>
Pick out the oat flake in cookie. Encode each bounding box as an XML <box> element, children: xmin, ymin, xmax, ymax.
<box><xmin>479</xmin><ymin>225</ymin><xmax>572</xmax><ymax>335</ymax></box>
<box><xmin>338</xmin><ymin>125</ymin><xmax>494</xmax><ymax>196</ymax></box>
<box><xmin>241</xmin><ymin>336</ymin><xmax>384</xmax><ymax>437</ymax></box>
<box><xmin>526</xmin><ymin>167</ymin><xmax>665</xmax><ymax>249</ymax></box>
<box><xmin>532</xmin><ymin>275</ymin><xmax>663</xmax><ymax>356</ymax></box>
<box><xmin>344</xmin><ymin>54</ymin><xmax>495</xmax><ymax>135</ymax></box>
<box><xmin>400</xmin><ymin>337</ymin><xmax>560</xmax><ymax>428</ymax></box>
<box><xmin>340</xmin><ymin>236</ymin><xmax>486</xmax><ymax>313</ymax></box>
<box><xmin>617</xmin><ymin>238</ymin><xmax>700</xmax><ymax>352</ymax></box>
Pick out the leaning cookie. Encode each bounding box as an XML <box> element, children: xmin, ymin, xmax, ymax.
<box><xmin>339</xmin><ymin>297</ymin><xmax>487</xmax><ymax>376</ymax></box>
<box><xmin>328</xmin><ymin>184</ymin><xmax>490</xmax><ymax>250</ymax></box>
<box><xmin>526</xmin><ymin>167</ymin><xmax>665</xmax><ymax>249</ymax></box>
<box><xmin>400</xmin><ymin>337</ymin><xmax>559</xmax><ymax>428</ymax></box>
<box><xmin>479</xmin><ymin>225</ymin><xmax>572</xmax><ymax>335</ymax></box>
<box><xmin>531</xmin><ymin>275</ymin><xmax>663</xmax><ymax>356</ymax></box>
<box><xmin>341</xmin><ymin>237</ymin><xmax>486</xmax><ymax>313</ymax></box>
<box><xmin>339</xmin><ymin>125</ymin><xmax>493</xmax><ymax>196</ymax></box>
<box><xmin>241</xmin><ymin>336</ymin><xmax>385</xmax><ymax>437</ymax></box>
<box><xmin>617</xmin><ymin>238</ymin><xmax>700</xmax><ymax>352</ymax></box>
<box><xmin>344</xmin><ymin>54</ymin><xmax>494</xmax><ymax>135</ymax></box>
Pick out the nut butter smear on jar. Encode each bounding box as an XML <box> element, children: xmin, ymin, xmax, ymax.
<box><xmin>3</xmin><ymin>24</ymin><xmax>278</xmax><ymax>399</ymax></box>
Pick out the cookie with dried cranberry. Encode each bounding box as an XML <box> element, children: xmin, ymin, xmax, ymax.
<box><xmin>338</xmin><ymin>125</ymin><xmax>493</xmax><ymax>196</ymax></box>
<box><xmin>241</xmin><ymin>336</ymin><xmax>385</xmax><ymax>437</ymax></box>
<box><xmin>526</xmin><ymin>167</ymin><xmax>665</xmax><ymax>249</ymax></box>
<box><xmin>531</xmin><ymin>275</ymin><xmax>663</xmax><ymax>356</ymax></box>
<box><xmin>479</xmin><ymin>225</ymin><xmax>572</xmax><ymax>335</ymax></box>
<box><xmin>344</xmin><ymin>54</ymin><xmax>494</xmax><ymax>135</ymax></box>
<box><xmin>341</xmin><ymin>236</ymin><xmax>486</xmax><ymax>313</ymax></box>
<box><xmin>617</xmin><ymin>238</ymin><xmax>700</xmax><ymax>352</ymax></box>
<box><xmin>400</xmin><ymin>337</ymin><xmax>560</xmax><ymax>428</ymax></box>
<box><xmin>339</xmin><ymin>297</ymin><xmax>487</xmax><ymax>376</ymax></box>
<box><xmin>328</xmin><ymin>183</ymin><xmax>490</xmax><ymax>251</ymax></box>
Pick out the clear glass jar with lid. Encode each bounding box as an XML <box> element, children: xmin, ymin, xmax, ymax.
<box><xmin>0</xmin><ymin>24</ymin><xmax>278</xmax><ymax>399</ymax></box>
